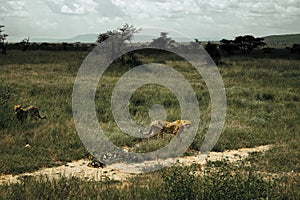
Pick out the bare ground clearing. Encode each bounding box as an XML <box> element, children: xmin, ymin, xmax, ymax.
<box><xmin>0</xmin><ymin>145</ymin><xmax>273</xmax><ymax>185</ymax></box>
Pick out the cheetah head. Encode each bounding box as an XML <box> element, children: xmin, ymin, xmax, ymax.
<box><xmin>14</xmin><ymin>105</ymin><xmax>21</xmax><ymax>111</ymax></box>
<box><xmin>181</xmin><ymin>120</ymin><xmax>191</xmax><ymax>129</ymax></box>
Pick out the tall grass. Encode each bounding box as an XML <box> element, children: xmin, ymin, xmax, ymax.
<box><xmin>0</xmin><ymin>49</ymin><xmax>299</xmax><ymax>198</ymax></box>
<box><xmin>217</xmin><ymin>57</ymin><xmax>300</xmax><ymax>173</ymax></box>
<box><xmin>0</xmin><ymin>51</ymin><xmax>89</xmax><ymax>174</ymax></box>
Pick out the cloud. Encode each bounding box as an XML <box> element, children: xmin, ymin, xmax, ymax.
<box><xmin>111</xmin><ymin>0</ymin><xmax>204</xmax><ymax>20</ymax></box>
<box><xmin>96</xmin><ymin>16</ymin><xmax>124</xmax><ymax>24</ymax></box>
<box><xmin>35</xmin><ymin>19</ymin><xmax>58</xmax><ymax>30</ymax></box>
<box><xmin>0</xmin><ymin>0</ymin><xmax>29</xmax><ymax>18</ymax></box>
<box><xmin>45</xmin><ymin>0</ymin><xmax>125</xmax><ymax>17</ymax></box>
<box><xmin>2</xmin><ymin>0</ymin><xmax>300</xmax><ymax>42</ymax></box>
<box><xmin>46</xmin><ymin>0</ymin><xmax>98</xmax><ymax>15</ymax></box>
<box><xmin>107</xmin><ymin>0</ymin><xmax>300</xmax><ymax>39</ymax></box>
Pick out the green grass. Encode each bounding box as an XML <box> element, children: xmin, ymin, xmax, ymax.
<box><xmin>0</xmin><ymin>49</ymin><xmax>299</xmax><ymax>198</ymax></box>
<box><xmin>216</xmin><ymin>57</ymin><xmax>300</xmax><ymax>173</ymax></box>
<box><xmin>0</xmin><ymin>51</ymin><xmax>89</xmax><ymax>174</ymax></box>
<box><xmin>263</xmin><ymin>33</ymin><xmax>300</xmax><ymax>46</ymax></box>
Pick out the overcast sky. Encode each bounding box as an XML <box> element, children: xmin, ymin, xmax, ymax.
<box><xmin>1</xmin><ymin>0</ymin><xmax>300</xmax><ymax>42</ymax></box>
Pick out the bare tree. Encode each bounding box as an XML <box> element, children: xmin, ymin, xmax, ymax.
<box><xmin>0</xmin><ymin>25</ymin><xmax>8</xmax><ymax>55</ymax></box>
<box><xmin>20</xmin><ymin>37</ymin><xmax>30</xmax><ymax>51</ymax></box>
<box><xmin>150</xmin><ymin>32</ymin><xmax>175</xmax><ymax>48</ymax></box>
<box><xmin>97</xmin><ymin>23</ymin><xmax>141</xmax><ymax>61</ymax></box>
<box><xmin>97</xmin><ymin>33</ymin><xmax>110</xmax><ymax>44</ymax></box>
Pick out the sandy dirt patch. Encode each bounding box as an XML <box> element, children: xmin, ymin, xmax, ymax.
<box><xmin>0</xmin><ymin>145</ymin><xmax>273</xmax><ymax>185</ymax></box>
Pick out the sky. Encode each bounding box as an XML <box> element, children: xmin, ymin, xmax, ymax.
<box><xmin>1</xmin><ymin>0</ymin><xmax>300</xmax><ymax>42</ymax></box>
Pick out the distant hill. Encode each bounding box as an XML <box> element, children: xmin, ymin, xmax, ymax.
<box><xmin>30</xmin><ymin>33</ymin><xmax>300</xmax><ymax>45</ymax></box>
<box><xmin>31</xmin><ymin>34</ymin><xmax>197</xmax><ymax>43</ymax></box>
<box><xmin>30</xmin><ymin>33</ymin><xmax>218</xmax><ymax>43</ymax></box>
<box><xmin>31</xmin><ymin>34</ymin><xmax>98</xmax><ymax>43</ymax></box>
<box><xmin>67</xmin><ymin>34</ymin><xmax>98</xmax><ymax>43</ymax></box>
<box><xmin>263</xmin><ymin>34</ymin><xmax>300</xmax><ymax>46</ymax></box>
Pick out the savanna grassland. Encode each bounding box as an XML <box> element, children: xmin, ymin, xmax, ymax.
<box><xmin>0</xmin><ymin>48</ymin><xmax>299</xmax><ymax>199</ymax></box>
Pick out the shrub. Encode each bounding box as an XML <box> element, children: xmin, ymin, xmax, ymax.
<box><xmin>162</xmin><ymin>164</ymin><xmax>197</xmax><ymax>200</ymax></box>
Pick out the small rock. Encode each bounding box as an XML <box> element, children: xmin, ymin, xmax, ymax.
<box><xmin>87</xmin><ymin>160</ymin><xmax>106</xmax><ymax>168</ymax></box>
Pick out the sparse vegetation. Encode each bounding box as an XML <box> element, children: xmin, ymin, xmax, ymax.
<box><xmin>205</xmin><ymin>42</ymin><xmax>221</xmax><ymax>65</ymax></box>
<box><xmin>263</xmin><ymin>34</ymin><xmax>300</xmax><ymax>47</ymax></box>
<box><xmin>0</xmin><ymin>41</ymin><xmax>299</xmax><ymax>198</ymax></box>
<box><xmin>0</xmin><ymin>161</ymin><xmax>298</xmax><ymax>199</ymax></box>
<box><xmin>220</xmin><ymin>35</ymin><xmax>266</xmax><ymax>55</ymax></box>
<box><xmin>0</xmin><ymin>25</ymin><xmax>8</xmax><ymax>55</ymax></box>
<box><xmin>150</xmin><ymin>32</ymin><xmax>176</xmax><ymax>48</ymax></box>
